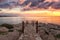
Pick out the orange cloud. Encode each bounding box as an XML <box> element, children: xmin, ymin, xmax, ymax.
<box><xmin>45</xmin><ymin>0</ymin><xmax>59</xmax><ymax>2</ymax></box>
<box><xmin>18</xmin><ymin>0</ymin><xmax>26</xmax><ymax>4</ymax></box>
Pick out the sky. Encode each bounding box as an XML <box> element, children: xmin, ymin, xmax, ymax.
<box><xmin>0</xmin><ymin>0</ymin><xmax>60</xmax><ymax>9</ymax></box>
<box><xmin>0</xmin><ymin>0</ymin><xmax>60</xmax><ymax>24</ymax></box>
<box><xmin>0</xmin><ymin>0</ymin><xmax>18</xmax><ymax>2</ymax></box>
<box><xmin>0</xmin><ymin>0</ymin><xmax>60</xmax><ymax>16</ymax></box>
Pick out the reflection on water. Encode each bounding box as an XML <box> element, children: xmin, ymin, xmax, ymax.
<box><xmin>24</xmin><ymin>16</ymin><xmax>60</xmax><ymax>25</ymax></box>
<box><xmin>0</xmin><ymin>17</ymin><xmax>60</xmax><ymax>25</ymax></box>
<box><xmin>0</xmin><ymin>17</ymin><xmax>24</xmax><ymax>24</ymax></box>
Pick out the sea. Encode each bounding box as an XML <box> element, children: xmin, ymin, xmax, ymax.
<box><xmin>0</xmin><ymin>17</ymin><xmax>60</xmax><ymax>25</ymax></box>
<box><xmin>0</xmin><ymin>17</ymin><xmax>24</xmax><ymax>24</ymax></box>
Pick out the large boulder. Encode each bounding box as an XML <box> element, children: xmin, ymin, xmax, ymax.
<box><xmin>0</xmin><ymin>27</ymin><xmax>8</xmax><ymax>32</ymax></box>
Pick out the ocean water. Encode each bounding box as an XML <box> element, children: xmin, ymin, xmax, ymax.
<box><xmin>0</xmin><ymin>17</ymin><xmax>24</xmax><ymax>24</ymax></box>
<box><xmin>0</xmin><ymin>17</ymin><xmax>60</xmax><ymax>25</ymax></box>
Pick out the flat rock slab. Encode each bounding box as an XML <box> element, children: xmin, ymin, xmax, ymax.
<box><xmin>18</xmin><ymin>24</ymin><xmax>42</xmax><ymax>40</ymax></box>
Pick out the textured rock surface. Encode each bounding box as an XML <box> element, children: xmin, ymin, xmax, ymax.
<box><xmin>18</xmin><ymin>24</ymin><xmax>42</xmax><ymax>40</ymax></box>
<box><xmin>0</xmin><ymin>27</ymin><xmax>8</xmax><ymax>32</ymax></box>
<box><xmin>0</xmin><ymin>30</ymin><xmax>19</xmax><ymax>40</ymax></box>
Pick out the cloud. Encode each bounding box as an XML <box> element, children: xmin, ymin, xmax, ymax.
<box><xmin>52</xmin><ymin>2</ymin><xmax>60</xmax><ymax>9</ymax></box>
<box><xmin>0</xmin><ymin>0</ymin><xmax>18</xmax><ymax>8</ymax></box>
<box><xmin>0</xmin><ymin>13</ymin><xmax>20</xmax><ymax>17</ymax></box>
<box><xmin>0</xmin><ymin>0</ymin><xmax>4</xmax><ymax>2</ymax></box>
<box><xmin>37</xmin><ymin>2</ymin><xmax>54</xmax><ymax>9</ymax></box>
<box><xmin>22</xmin><ymin>0</ymin><xmax>60</xmax><ymax>9</ymax></box>
<box><xmin>0</xmin><ymin>0</ymin><xmax>60</xmax><ymax>9</ymax></box>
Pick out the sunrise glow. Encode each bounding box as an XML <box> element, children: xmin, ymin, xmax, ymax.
<box><xmin>0</xmin><ymin>8</ymin><xmax>60</xmax><ymax>16</ymax></box>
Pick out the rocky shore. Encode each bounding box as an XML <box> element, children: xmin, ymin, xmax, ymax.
<box><xmin>0</xmin><ymin>21</ymin><xmax>60</xmax><ymax>40</ymax></box>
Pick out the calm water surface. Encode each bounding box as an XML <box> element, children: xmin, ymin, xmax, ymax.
<box><xmin>0</xmin><ymin>17</ymin><xmax>60</xmax><ymax>25</ymax></box>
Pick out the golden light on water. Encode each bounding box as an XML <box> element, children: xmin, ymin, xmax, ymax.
<box><xmin>24</xmin><ymin>17</ymin><xmax>60</xmax><ymax>24</ymax></box>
